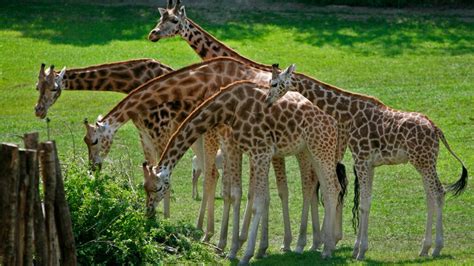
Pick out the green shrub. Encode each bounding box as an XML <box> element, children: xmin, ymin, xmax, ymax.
<box><xmin>63</xmin><ymin>164</ymin><xmax>217</xmax><ymax>264</ymax></box>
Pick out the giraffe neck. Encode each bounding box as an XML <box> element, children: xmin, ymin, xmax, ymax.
<box><xmin>158</xmin><ymin>82</ymin><xmax>244</xmax><ymax>171</ymax></box>
<box><xmin>292</xmin><ymin>75</ymin><xmax>387</xmax><ymax>123</ymax></box>
<box><xmin>60</xmin><ymin>59</ymin><xmax>173</xmax><ymax>93</ymax></box>
<box><xmin>181</xmin><ymin>19</ymin><xmax>271</xmax><ymax>71</ymax></box>
<box><xmin>100</xmin><ymin>58</ymin><xmax>270</xmax><ymax>143</ymax></box>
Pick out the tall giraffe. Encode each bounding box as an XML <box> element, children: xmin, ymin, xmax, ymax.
<box><xmin>265</xmin><ymin>64</ymin><xmax>469</xmax><ymax>259</ymax></box>
<box><xmin>147</xmin><ymin>1</ymin><xmax>341</xmax><ymax>251</ymax></box>
<box><xmin>81</xmin><ymin>57</ymin><xmax>325</xmax><ymax>252</ymax></box>
<box><xmin>144</xmin><ymin>80</ymin><xmax>342</xmax><ymax>263</ymax></box>
<box><xmin>148</xmin><ymin>2</ymin><xmax>469</xmax><ymax>258</ymax></box>
<box><xmin>35</xmin><ymin>59</ymin><xmax>173</xmax><ymax>119</ymax></box>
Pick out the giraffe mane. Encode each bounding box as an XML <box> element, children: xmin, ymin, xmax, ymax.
<box><xmin>63</xmin><ymin>58</ymin><xmax>173</xmax><ymax>74</ymax></box>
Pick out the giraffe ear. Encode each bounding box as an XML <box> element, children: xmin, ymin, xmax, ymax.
<box><xmin>282</xmin><ymin>64</ymin><xmax>296</xmax><ymax>79</ymax></box>
<box><xmin>57</xmin><ymin>67</ymin><xmax>66</xmax><ymax>81</ymax></box>
<box><xmin>39</xmin><ymin>63</ymin><xmax>46</xmax><ymax>78</ymax></box>
<box><xmin>158</xmin><ymin>7</ymin><xmax>167</xmax><ymax>16</ymax></box>
<box><xmin>178</xmin><ymin>5</ymin><xmax>186</xmax><ymax>18</ymax></box>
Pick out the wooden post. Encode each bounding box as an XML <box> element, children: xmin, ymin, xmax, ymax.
<box><xmin>24</xmin><ymin>149</ymin><xmax>37</xmax><ymax>265</ymax></box>
<box><xmin>0</xmin><ymin>143</ymin><xmax>20</xmax><ymax>265</ymax></box>
<box><xmin>16</xmin><ymin>151</ymin><xmax>27</xmax><ymax>265</ymax></box>
<box><xmin>24</xmin><ymin>132</ymin><xmax>39</xmax><ymax>150</ymax></box>
<box><xmin>33</xmin><ymin>149</ymin><xmax>48</xmax><ymax>266</ymax></box>
<box><xmin>39</xmin><ymin>142</ymin><xmax>60</xmax><ymax>266</ymax></box>
<box><xmin>52</xmin><ymin>141</ymin><xmax>77</xmax><ymax>265</ymax></box>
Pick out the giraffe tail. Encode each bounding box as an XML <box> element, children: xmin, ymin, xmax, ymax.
<box><xmin>336</xmin><ymin>162</ymin><xmax>348</xmax><ymax>204</ymax></box>
<box><xmin>351</xmin><ymin>166</ymin><xmax>360</xmax><ymax>234</ymax></box>
<box><xmin>436</xmin><ymin>127</ymin><xmax>468</xmax><ymax>197</ymax></box>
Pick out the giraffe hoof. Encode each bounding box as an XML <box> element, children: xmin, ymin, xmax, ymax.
<box><xmin>432</xmin><ymin>249</ymin><xmax>441</xmax><ymax>257</ymax></box>
<box><xmin>294</xmin><ymin>246</ymin><xmax>304</xmax><ymax>254</ymax></box>
<box><xmin>310</xmin><ymin>242</ymin><xmax>322</xmax><ymax>251</ymax></box>
<box><xmin>356</xmin><ymin>253</ymin><xmax>365</xmax><ymax>261</ymax></box>
<box><xmin>280</xmin><ymin>246</ymin><xmax>292</xmax><ymax>253</ymax></box>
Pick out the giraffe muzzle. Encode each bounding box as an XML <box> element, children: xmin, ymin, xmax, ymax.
<box><xmin>148</xmin><ymin>30</ymin><xmax>161</xmax><ymax>42</ymax></box>
<box><xmin>35</xmin><ymin>105</ymin><xmax>47</xmax><ymax>119</ymax></box>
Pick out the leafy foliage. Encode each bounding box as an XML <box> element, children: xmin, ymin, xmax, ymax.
<box><xmin>63</xmin><ymin>164</ymin><xmax>217</xmax><ymax>264</ymax></box>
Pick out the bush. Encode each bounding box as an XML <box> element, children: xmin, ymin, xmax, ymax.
<box><xmin>63</xmin><ymin>164</ymin><xmax>217</xmax><ymax>264</ymax></box>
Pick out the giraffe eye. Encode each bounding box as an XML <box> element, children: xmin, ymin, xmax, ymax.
<box><xmin>91</xmin><ymin>139</ymin><xmax>99</xmax><ymax>146</ymax></box>
<box><xmin>170</xmin><ymin>17</ymin><xmax>179</xmax><ymax>24</ymax></box>
<box><xmin>271</xmin><ymin>83</ymin><xmax>277</xmax><ymax>87</ymax></box>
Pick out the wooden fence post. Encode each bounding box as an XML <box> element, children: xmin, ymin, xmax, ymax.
<box><xmin>16</xmin><ymin>150</ymin><xmax>28</xmax><ymax>265</ymax></box>
<box><xmin>33</xmin><ymin>150</ymin><xmax>49</xmax><ymax>266</ymax></box>
<box><xmin>24</xmin><ymin>149</ymin><xmax>37</xmax><ymax>265</ymax></box>
<box><xmin>52</xmin><ymin>141</ymin><xmax>77</xmax><ymax>265</ymax></box>
<box><xmin>0</xmin><ymin>143</ymin><xmax>20</xmax><ymax>265</ymax></box>
<box><xmin>39</xmin><ymin>141</ymin><xmax>60</xmax><ymax>265</ymax></box>
<box><xmin>24</xmin><ymin>132</ymin><xmax>39</xmax><ymax>150</ymax></box>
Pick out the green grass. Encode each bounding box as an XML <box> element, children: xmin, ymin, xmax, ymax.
<box><xmin>0</xmin><ymin>2</ymin><xmax>473</xmax><ymax>264</ymax></box>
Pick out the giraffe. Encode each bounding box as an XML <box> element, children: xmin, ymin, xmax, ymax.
<box><xmin>144</xmin><ymin>80</ymin><xmax>342</xmax><ymax>263</ymax></box>
<box><xmin>36</xmin><ymin>59</ymin><xmax>177</xmax><ymax>218</ymax></box>
<box><xmin>265</xmin><ymin>64</ymin><xmax>469</xmax><ymax>259</ymax></box>
<box><xmin>34</xmin><ymin>59</ymin><xmax>173</xmax><ymax>119</ymax></box>
<box><xmin>81</xmin><ymin>57</ymin><xmax>325</xmax><ymax>252</ymax></box>
<box><xmin>147</xmin><ymin>1</ymin><xmax>342</xmax><ymax>251</ymax></box>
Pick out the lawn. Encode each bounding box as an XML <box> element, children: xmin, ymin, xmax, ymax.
<box><xmin>0</xmin><ymin>2</ymin><xmax>473</xmax><ymax>264</ymax></box>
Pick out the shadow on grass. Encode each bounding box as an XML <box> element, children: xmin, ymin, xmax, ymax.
<box><xmin>1</xmin><ymin>3</ymin><xmax>473</xmax><ymax>56</ymax></box>
<box><xmin>224</xmin><ymin>245</ymin><xmax>455</xmax><ymax>265</ymax></box>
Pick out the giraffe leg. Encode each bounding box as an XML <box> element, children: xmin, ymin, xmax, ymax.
<box><xmin>240</xmin><ymin>153</ymin><xmax>271</xmax><ymax>265</ymax></box>
<box><xmin>228</xmin><ymin>165</ymin><xmax>243</xmax><ymax>260</ymax></box>
<box><xmin>217</xmin><ymin>161</ymin><xmax>231</xmax><ymax>252</ymax></box>
<box><xmin>239</xmin><ymin>158</ymin><xmax>255</xmax><ymax>248</ymax></box>
<box><xmin>310</xmin><ymin>159</ymin><xmax>339</xmax><ymax>259</ymax></box>
<box><xmin>256</xmin><ymin>188</ymin><xmax>270</xmax><ymax>259</ymax></box>
<box><xmin>353</xmin><ymin>161</ymin><xmax>374</xmax><ymax>260</ymax></box>
<box><xmin>413</xmin><ymin>163</ymin><xmax>444</xmax><ymax>257</ymax></box>
<box><xmin>309</xmin><ymin>179</ymin><xmax>323</xmax><ymax>251</ymax></box>
<box><xmin>218</xmin><ymin>144</ymin><xmax>242</xmax><ymax>254</ymax></box>
<box><xmin>419</xmin><ymin>194</ymin><xmax>434</xmax><ymax>256</ymax></box>
<box><xmin>191</xmin><ymin>137</ymin><xmax>207</xmax><ymax>230</ymax></box>
<box><xmin>295</xmin><ymin>151</ymin><xmax>314</xmax><ymax>254</ymax></box>
<box><xmin>272</xmin><ymin>157</ymin><xmax>292</xmax><ymax>252</ymax></box>
<box><xmin>192</xmin><ymin>168</ymin><xmax>201</xmax><ymax>200</ymax></box>
<box><xmin>202</xmin><ymin>139</ymin><xmax>219</xmax><ymax>242</ymax></box>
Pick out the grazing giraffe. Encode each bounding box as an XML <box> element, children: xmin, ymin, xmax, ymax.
<box><xmin>265</xmin><ymin>64</ymin><xmax>469</xmax><ymax>259</ymax></box>
<box><xmin>35</xmin><ymin>59</ymin><xmax>173</xmax><ymax>119</ymax></box>
<box><xmin>148</xmin><ymin>1</ymin><xmax>342</xmax><ymax>251</ymax></box>
<box><xmin>82</xmin><ymin>58</ymin><xmax>324</xmax><ymax>252</ymax></box>
<box><xmin>36</xmin><ymin>60</ymin><xmax>176</xmax><ymax>217</ymax></box>
<box><xmin>144</xmin><ymin>80</ymin><xmax>342</xmax><ymax>263</ymax></box>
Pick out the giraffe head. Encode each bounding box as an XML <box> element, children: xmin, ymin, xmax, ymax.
<box><xmin>264</xmin><ymin>64</ymin><xmax>296</xmax><ymax>107</ymax></box>
<box><xmin>142</xmin><ymin>161</ymin><xmax>171</xmax><ymax>218</ymax></box>
<box><xmin>148</xmin><ymin>0</ymin><xmax>187</xmax><ymax>42</ymax></box>
<box><xmin>83</xmin><ymin>116</ymin><xmax>114</xmax><ymax>171</ymax></box>
<box><xmin>35</xmin><ymin>64</ymin><xmax>66</xmax><ymax>119</ymax></box>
